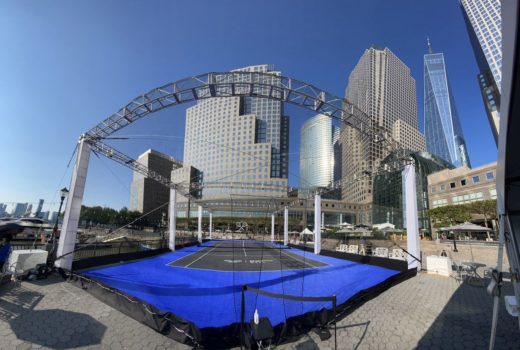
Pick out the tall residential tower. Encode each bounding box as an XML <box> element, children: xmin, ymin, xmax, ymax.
<box><xmin>460</xmin><ymin>0</ymin><xmax>501</xmax><ymax>143</ymax></box>
<box><xmin>424</xmin><ymin>41</ymin><xmax>471</xmax><ymax>169</ymax></box>
<box><xmin>341</xmin><ymin>47</ymin><xmax>424</xmax><ymax>224</ymax></box>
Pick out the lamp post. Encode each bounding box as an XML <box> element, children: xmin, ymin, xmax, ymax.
<box><xmin>53</xmin><ymin>187</ymin><xmax>69</xmax><ymax>240</ymax></box>
<box><xmin>452</xmin><ymin>232</ymin><xmax>458</xmax><ymax>252</ymax></box>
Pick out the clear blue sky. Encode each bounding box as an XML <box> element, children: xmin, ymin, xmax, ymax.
<box><xmin>0</xmin><ymin>0</ymin><xmax>497</xmax><ymax>212</ymax></box>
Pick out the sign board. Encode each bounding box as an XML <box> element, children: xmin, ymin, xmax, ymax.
<box><xmin>426</xmin><ymin>255</ymin><xmax>452</xmax><ymax>277</ymax></box>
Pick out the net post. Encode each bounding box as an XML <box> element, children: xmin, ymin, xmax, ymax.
<box><xmin>284</xmin><ymin>206</ymin><xmax>289</xmax><ymax>246</ymax></box>
<box><xmin>169</xmin><ymin>187</ymin><xmax>177</xmax><ymax>251</ymax></box>
<box><xmin>209</xmin><ymin>212</ymin><xmax>213</xmax><ymax>240</ymax></box>
<box><xmin>271</xmin><ymin>213</ymin><xmax>275</xmax><ymax>243</ymax></box>
<box><xmin>314</xmin><ymin>192</ymin><xmax>321</xmax><ymax>254</ymax></box>
<box><xmin>198</xmin><ymin>205</ymin><xmax>203</xmax><ymax>243</ymax></box>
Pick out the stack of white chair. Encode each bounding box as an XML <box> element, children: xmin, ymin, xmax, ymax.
<box><xmin>335</xmin><ymin>244</ymin><xmax>348</xmax><ymax>252</ymax></box>
<box><xmin>389</xmin><ymin>248</ymin><xmax>406</xmax><ymax>260</ymax></box>
<box><xmin>347</xmin><ymin>245</ymin><xmax>359</xmax><ymax>254</ymax></box>
<box><xmin>373</xmin><ymin>247</ymin><xmax>389</xmax><ymax>258</ymax></box>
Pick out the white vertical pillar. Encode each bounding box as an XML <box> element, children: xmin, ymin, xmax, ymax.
<box><xmin>314</xmin><ymin>193</ymin><xmax>321</xmax><ymax>254</ymax></box>
<box><xmin>284</xmin><ymin>206</ymin><xmax>289</xmax><ymax>246</ymax></box>
<box><xmin>209</xmin><ymin>212</ymin><xmax>213</xmax><ymax>240</ymax></box>
<box><xmin>169</xmin><ymin>187</ymin><xmax>177</xmax><ymax>251</ymax></box>
<box><xmin>55</xmin><ymin>138</ymin><xmax>91</xmax><ymax>270</ymax></box>
<box><xmin>404</xmin><ymin>163</ymin><xmax>420</xmax><ymax>270</ymax></box>
<box><xmin>271</xmin><ymin>213</ymin><xmax>275</xmax><ymax>242</ymax></box>
<box><xmin>198</xmin><ymin>205</ymin><xmax>202</xmax><ymax>243</ymax></box>
<box><xmin>321</xmin><ymin>211</ymin><xmax>325</xmax><ymax>228</ymax></box>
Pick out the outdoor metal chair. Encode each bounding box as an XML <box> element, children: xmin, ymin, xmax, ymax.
<box><xmin>452</xmin><ymin>262</ymin><xmax>471</xmax><ymax>283</ymax></box>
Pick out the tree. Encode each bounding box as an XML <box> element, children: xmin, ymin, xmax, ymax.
<box><xmin>428</xmin><ymin>204</ymin><xmax>472</xmax><ymax>228</ymax></box>
<box><xmin>467</xmin><ymin>199</ymin><xmax>497</xmax><ymax>228</ymax></box>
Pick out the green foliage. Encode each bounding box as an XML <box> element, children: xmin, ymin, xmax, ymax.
<box><xmin>80</xmin><ymin>205</ymin><xmax>144</xmax><ymax>227</ymax></box>
<box><xmin>428</xmin><ymin>204</ymin><xmax>472</xmax><ymax>228</ymax></box>
<box><xmin>467</xmin><ymin>199</ymin><xmax>497</xmax><ymax>227</ymax></box>
<box><xmin>428</xmin><ymin>199</ymin><xmax>497</xmax><ymax>228</ymax></box>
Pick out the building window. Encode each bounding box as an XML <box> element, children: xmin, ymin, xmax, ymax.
<box><xmin>486</xmin><ymin>172</ymin><xmax>494</xmax><ymax>180</ymax></box>
<box><xmin>440</xmin><ymin>184</ymin><xmax>445</xmax><ymax>191</ymax></box>
<box><xmin>431</xmin><ymin>186</ymin><xmax>436</xmax><ymax>193</ymax></box>
<box><xmin>450</xmin><ymin>182</ymin><xmax>456</xmax><ymax>189</ymax></box>
<box><xmin>461</xmin><ymin>179</ymin><xmax>467</xmax><ymax>186</ymax></box>
<box><xmin>472</xmin><ymin>175</ymin><xmax>480</xmax><ymax>183</ymax></box>
<box><xmin>490</xmin><ymin>188</ymin><xmax>497</xmax><ymax>199</ymax></box>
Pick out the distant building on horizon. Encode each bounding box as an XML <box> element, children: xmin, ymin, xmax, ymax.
<box><xmin>129</xmin><ymin>149</ymin><xmax>182</xmax><ymax>225</ymax></box>
<box><xmin>180</xmin><ymin>64</ymin><xmax>289</xmax><ymax>203</ymax></box>
<box><xmin>48</xmin><ymin>211</ymin><xmax>58</xmax><ymax>223</ymax></box>
<box><xmin>34</xmin><ymin>199</ymin><xmax>44</xmax><ymax>218</ymax></box>
<box><xmin>460</xmin><ymin>0</ymin><xmax>501</xmax><ymax>143</ymax></box>
<box><xmin>0</xmin><ymin>203</ymin><xmax>7</xmax><ymax>217</ymax></box>
<box><xmin>11</xmin><ymin>203</ymin><xmax>28</xmax><ymax>218</ymax></box>
<box><xmin>299</xmin><ymin>114</ymin><xmax>341</xmax><ymax>198</ymax></box>
<box><xmin>341</xmin><ymin>46</ymin><xmax>424</xmax><ymax>224</ymax></box>
<box><xmin>424</xmin><ymin>41</ymin><xmax>471</xmax><ymax>169</ymax></box>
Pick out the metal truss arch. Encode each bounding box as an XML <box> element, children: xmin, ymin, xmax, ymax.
<box><xmin>85</xmin><ymin>71</ymin><xmax>398</xmax><ymax>153</ymax></box>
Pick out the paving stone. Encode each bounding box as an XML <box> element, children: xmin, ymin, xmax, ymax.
<box><xmin>2</xmin><ymin>273</ymin><xmax>520</xmax><ymax>349</ymax></box>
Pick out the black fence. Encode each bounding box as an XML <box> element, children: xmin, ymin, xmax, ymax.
<box><xmin>10</xmin><ymin>236</ymin><xmax>197</xmax><ymax>262</ymax></box>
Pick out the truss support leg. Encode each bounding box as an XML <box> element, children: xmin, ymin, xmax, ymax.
<box><xmin>271</xmin><ymin>213</ymin><xmax>275</xmax><ymax>243</ymax></box>
<box><xmin>404</xmin><ymin>164</ymin><xmax>420</xmax><ymax>270</ymax></box>
<box><xmin>198</xmin><ymin>205</ymin><xmax>202</xmax><ymax>243</ymax></box>
<box><xmin>169</xmin><ymin>187</ymin><xmax>177</xmax><ymax>251</ymax></box>
<box><xmin>209</xmin><ymin>212</ymin><xmax>213</xmax><ymax>240</ymax></box>
<box><xmin>284</xmin><ymin>206</ymin><xmax>289</xmax><ymax>246</ymax></box>
<box><xmin>55</xmin><ymin>138</ymin><xmax>91</xmax><ymax>270</ymax></box>
<box><xmin>314</xmin><ymin>193</ymin><xmax>321</xmax><ymax>254</ymax></box>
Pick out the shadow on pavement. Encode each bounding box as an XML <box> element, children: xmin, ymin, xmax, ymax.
<box><xmin>416</xmin><ymin>279</ymin><xmax>520</xmax><ymax>349</ymax></box>
<box><xmin>0</xmin><ymin>282</ymin><xmax>106</xmax><ymax>349</ymax></box>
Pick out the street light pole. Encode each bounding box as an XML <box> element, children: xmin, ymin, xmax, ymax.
<box><xmin>49</xmin><ymin>187</ymin><xmax>68</xmax><ymax>264</ymax></box>
<box><xmin>53</xmin><ymin>187</ymin><xmax>69</xmax><ymax>238</ymax></box>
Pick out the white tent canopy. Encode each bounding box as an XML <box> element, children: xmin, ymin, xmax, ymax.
<box><xmin>440</xmin><ymin>222</ymin><xmax>493</xmax><ymax>232</ymax></box>
<box><xmin>300</xmin><ymin>228</ymin><xmax>314</xmax><ymax>236</ymax></box>
<box><xmin>372</xmin><ymin>222</ymin><xmax>395</xmax><ymax>230</ymax></box>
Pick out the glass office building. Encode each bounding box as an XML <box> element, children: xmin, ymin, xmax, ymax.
<box><xmin>424</xmin><ymin>49</ymin><xmax>471</xmax><ymax>168</ymax></box>
<box><xmin>299</xmin><ymin>114</ymin><xmax>340</xmax><ymax>198</ymax></box>
<box><xmin>183</xmin><ymin>65</ymin><xmax>289</xmax><ymax>200</ymax></box>
<box><xmin>372</xmin><ymin>150</ymin><xmax>452</xmax><ymax>233</ymax></box>
<box><xmin>460</xmin><ymin>0</ymin><xmax>501</xmax><ymax>143</ymax></box>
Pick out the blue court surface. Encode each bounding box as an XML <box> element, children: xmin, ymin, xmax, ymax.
<box><xmin>81</xmin><ymin>240</ymin><xmax>400</xmax><ymax>330</ymax></box>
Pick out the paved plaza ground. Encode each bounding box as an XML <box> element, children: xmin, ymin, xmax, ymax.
<box><xmin>0</xmin><ymin>272</ymin><xmax>519</xmax><ymax>350</ymax></box>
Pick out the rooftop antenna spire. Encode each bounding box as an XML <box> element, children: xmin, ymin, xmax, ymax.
<box><xmin>427</xmin><ymin>36</ymin><xmax>433</xmax><ymax>54</ymax></box>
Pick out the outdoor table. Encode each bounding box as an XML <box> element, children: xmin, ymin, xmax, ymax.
<box><xmin>462</xmin><ymin>262</ymin><xmax>486</xmax><ymax>285</ymax></box>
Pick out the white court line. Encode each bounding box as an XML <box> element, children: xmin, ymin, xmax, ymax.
<box><xmin>242</xmin><ymin>240</ymin><xmax>247</xmax><ymax>257</ymax></box>
<box><xmin>279</xmin><ymin>248</ymin><xmax>323</xmax><ymax>268</ymax></box>
<box><xmin>185</xmin><ymin>242</ymin><xmax>222</xmax><ymax>268</ymax></box>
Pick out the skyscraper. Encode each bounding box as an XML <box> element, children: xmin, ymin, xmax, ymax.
<box><xmin>460</xmin><ymin>0</ymin><xmax>501</xmax><ymax>143</ymax></box>
<box><xmin>424</xmin><ymin>41</ymin><xmax>471</xmax><ymax>168</ymax></box>
<box><xmin>182</xmin><ymin>64</ymin><xmax>289</xmax><ymax>200</ymax></box>
<box><xmin>299</xmin><ymin>114</ymin><xmax>340</xmax><ymax>197</ymax></box>
<box><xmin>341</xmin><ymin>47</ymin><xmax>422</xmax><ymax>224</ymax></box>
<box><xmin>34</xmin><ymin>199</ymin><xmax>44</xmax><ymax>218</ymax></box>
<box><xmin>11</xmin><ymin>203</ymin><xmax>28</xmax><ymax>218</ymax></box>
<box><xmin>129</xmin><ymin>149</ymin><xmax>182</xmax><ymax>225</ymax></box>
